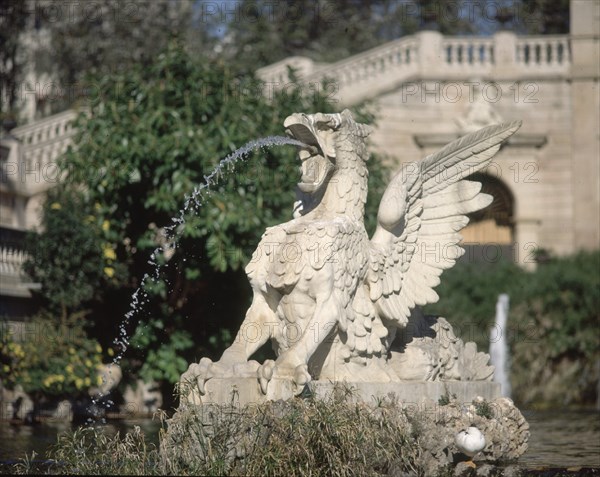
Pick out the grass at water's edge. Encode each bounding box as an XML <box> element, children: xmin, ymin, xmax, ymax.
<box><xmin>0</xmin><ymin>386</ymin><xmax>538</xmax><ymax>477</ymax></box>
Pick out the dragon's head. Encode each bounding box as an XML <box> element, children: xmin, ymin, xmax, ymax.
<box><xmin>284</xmin><ymin>109</ymin><xmax>372</xmax><ymax>195</ymax></box>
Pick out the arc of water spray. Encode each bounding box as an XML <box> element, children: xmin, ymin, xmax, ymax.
<box><xmin>89</xmin><ymin>135</ymin><xmax>306</xmax><ymax>423</ymax></box>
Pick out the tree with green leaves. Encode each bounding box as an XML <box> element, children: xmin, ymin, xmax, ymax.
<box><xmin>23</xmin><ymin>188</ymin><xmax>121</xmax><ymax>324</ymax></box>
<box><xmin>217</xmin><ymin>0</ymin><xmax>480</xmax><ymax>73</ymax></box>
<box><xmin>24</xmin><ymin>42</ymin><xmax>389</xmax><ymax>392</ymax></box>
<box><xmin>0</xmin><ymin>0</ymin><xmax>29</xmax><ymax>120</ymax></box>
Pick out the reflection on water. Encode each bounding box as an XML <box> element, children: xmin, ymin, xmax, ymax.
<box><xmin>520</xmin><ymin>409</ymin><xmax>600</xmax><ymax>468</ymax></box>
<box><xmin>0</xmin><ymin>418</ymin><xmax>161</xmax><ymax>463</ymax></box>
<box><xmin>0</xmin><ymin>410</ymin><xmax>598</xmax><ymax>468</ymax></box>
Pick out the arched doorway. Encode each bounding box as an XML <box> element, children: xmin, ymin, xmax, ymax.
<box><xmin>461</xmin><ymin>173</ymin><xmax>515</xmax><ymax>247</ymax></box>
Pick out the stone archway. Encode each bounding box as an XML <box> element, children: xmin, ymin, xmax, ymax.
<box><xmin>461</xmin><ymin>173</ymin><xmax>515</xmax><ymax>246</ymax></box>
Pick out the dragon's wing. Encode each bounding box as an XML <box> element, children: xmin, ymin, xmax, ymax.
<box><xmin>367</xmin><ymin>121</ymin><xmax>521</xmax><ymax>326</ymax></box>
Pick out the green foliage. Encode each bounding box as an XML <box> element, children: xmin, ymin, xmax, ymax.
<box><xmin>220</xmin><ymin>0</ymin><xmax>479</xmax><ymax>73</ymax></box>
<box><xmin>43</xmin><ymin>1</ymin><xmax>194</xmax><ymax>88</ymax></box>
<box><xmin>437</xmin><ymin>392</ymin><xmax>456</xmax><ymax>406</ymax></box>
<box><xmin>23</xmin><ymin>188</ymin><xmax>124</xmax><ymax>317</ymax></box>
<box><xmin>425</xmin><ymin>250</ymin><xmax>600</xmax><ymax>407</ymax></box>
<box><xmin>516</xmin><ymin>0</ymin><xmax>570</xmax><ymax>34</ymax></box>
<box><xmin>0</xmin><ymin>0</ymin><xmax>29</xmax><ymax>117</ymax></box>
<box><xmin>131</xmin><ymin>321</ymin><xmax>193</xmax><ymax>384</ymax></box>
<box><xmin>0</xmin><ymin>315</ymin><xmax>107</xmax><ymax>398</ymax></box>
<box><xmin>473</xmin><ymin>399</ymin><xmax>494</xmax><ymax>419</ymax></box>
<box><xmin>510</xmin><ymin>251</ymin><xmax>600</xmax><ymax>406</ymax></box>
<box><xmin>424</xmin><ymin>259</ymin><xmax>527</xmax><ymax>352</ymax></box>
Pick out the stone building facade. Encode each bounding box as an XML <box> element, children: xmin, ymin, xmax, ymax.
<box><xmin>257</xmin><ymin>0</ymin><xmax>599</xmax><ymax>266</ymax></box>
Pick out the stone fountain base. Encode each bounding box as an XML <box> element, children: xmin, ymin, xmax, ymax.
<box><xmin>190</xmin><ymin>376</ymin><xmax>501</xmax><ymax>407</ymax></box>
<box><xmin>170</xmin><ymin>379</ymin><xmax>528</xmax><ymax>475</ymax></box>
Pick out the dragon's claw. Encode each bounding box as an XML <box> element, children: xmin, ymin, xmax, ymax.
<box><xmin>258</xmin><ymin>359</ymin><xmax>311</xmax><ymax>395</ymax></box>
<box><xmin>258</xmin><ymin>359</ymin><xmax>276</xmax><ymax>394</ymax></box>
<box><xmin>179</xmin><ymin>357</ymin><xmax>214</xmax><ymax>400</ymax></box>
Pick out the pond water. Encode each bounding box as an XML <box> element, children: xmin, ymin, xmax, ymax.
<box><xmin>0</xmin><ymin>418</ymin><xmax>161</xmax><ymax>464</ymax></box>
<box><xmin>0</xmin><ymin>409</ymin><xmax>598</xmax><ymax>469</ymax></box>
<box><xmin>520</xmin><ymin>409</ymin><xmax>600</xmax><ymax>468</ymax></box>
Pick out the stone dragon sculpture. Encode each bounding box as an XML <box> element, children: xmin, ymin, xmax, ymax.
<box><xmin>181</xmin><ymin>110</ymin><xmax>521</xmax><ymax>401</ymax></box>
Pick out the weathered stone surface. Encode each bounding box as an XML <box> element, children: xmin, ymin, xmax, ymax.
<box><xmin>180</xmin><ymin>112</ymin><xmax>520</xmax><ymax>406</ymax></box>
<box><xmin>185</xmin><ymin>376</ymin><xmax>501</xmax><ymax>407</ymax></box>
<box><xmin>122</xmin><ymin>378</ymin><xmax>163</xmax><ymax>415</ymax></box>
<box><xmin>416</xmin><ymin>396</ymin><xmax>529</xmax><ymax>475</ymax></box>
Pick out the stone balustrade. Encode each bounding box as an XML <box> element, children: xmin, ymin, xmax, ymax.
<box><xmin>442</xmin><ymin>37</ymin><xmax>495</xmax><ymax>67</ymax></box>
<box><xmin>8</xmin><ymin>109</ymin><xmax>78</xmax><ymax>195</ymax></box>
<box><xmin>516</xmin><ymin>35</ymin><xmax>571</xmax><ymax>70</ymax></box>
<box><xmin>0</xmin><ymin>227</ymin><xmax>32</xmax><ymax>298</ymax></box>
<box><xmin>257</xmin><ymin>32</ymin><xmax>571</xmax><ymax>105</ymax></box>
<box><xmin>0</xmin><ymin>242</ymin><xmax>27</xmax><ymax>277</ymax></box>
<box><xmin>304</xmin><ymin>36</ymin><xmax>419</xmax><ymax>87</ymax></box>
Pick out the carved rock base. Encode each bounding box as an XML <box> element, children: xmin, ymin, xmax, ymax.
<box><xmin>168</xmin><ymin>382</ymin><xmax>527</xmax><ymax>475</ymax></box>
<box><xmin>183</xmin><ymin>376</ymin><xmax>501</xmax><ymax>407</ymax></box>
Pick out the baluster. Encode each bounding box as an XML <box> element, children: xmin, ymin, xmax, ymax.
<box><xmin>7</xmin><ymin>248</ymin><xmax>15</xmax><ymax>274</ymax></box>
<box><xmin>1</xmin><ymin>248</ymin><xmax>6</xmax><ymax>274</ymax></box>
<box><xmin>344</xmin><ymin>69</ymin><xmax>351</xmax><ymax>85</ymax></box>
<box><xmin>448</xmin><ymin>43</ymin><xmax>456</xmax><ymax>66</ymax></box>
<box><xmin>552</xmin><ymin>40</ymin><xmax>558</xmax><ymax>65</ymax></box>
<box><xmin>516</xmin><ymin>43</ymin><xmax>523</xmax><ymax>64</ymax></box>
<box><xmin>556</xmin><ymin>40</ymin><xmax>564</xmax><ymax>65</ymax></box>
<box><xmin>9</xmin><ymin>248</ymin><xmax>16</xmax><ymax>274</ymax></box>
<box><xmin>559</xmin><ymin>39</ymin><xmax>568</xmax><ymax>65</ymax></box>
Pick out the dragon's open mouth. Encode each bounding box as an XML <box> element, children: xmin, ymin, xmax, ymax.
<box><xmin>284</xmin><ymin>113</ymin><xmax>336</xmax><ymax>194</ymax></box>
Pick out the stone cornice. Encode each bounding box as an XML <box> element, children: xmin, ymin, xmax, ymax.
<box><xmin>414</xmin><ymin>133</ymin><xmax>547</xmax><ymax>149</ymax></box>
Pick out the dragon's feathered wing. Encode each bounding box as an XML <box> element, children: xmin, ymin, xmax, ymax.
<box><xmin>367</xmin><ymin>121</ymin><xmax>522</xmax><ymax>326</ymax></box>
